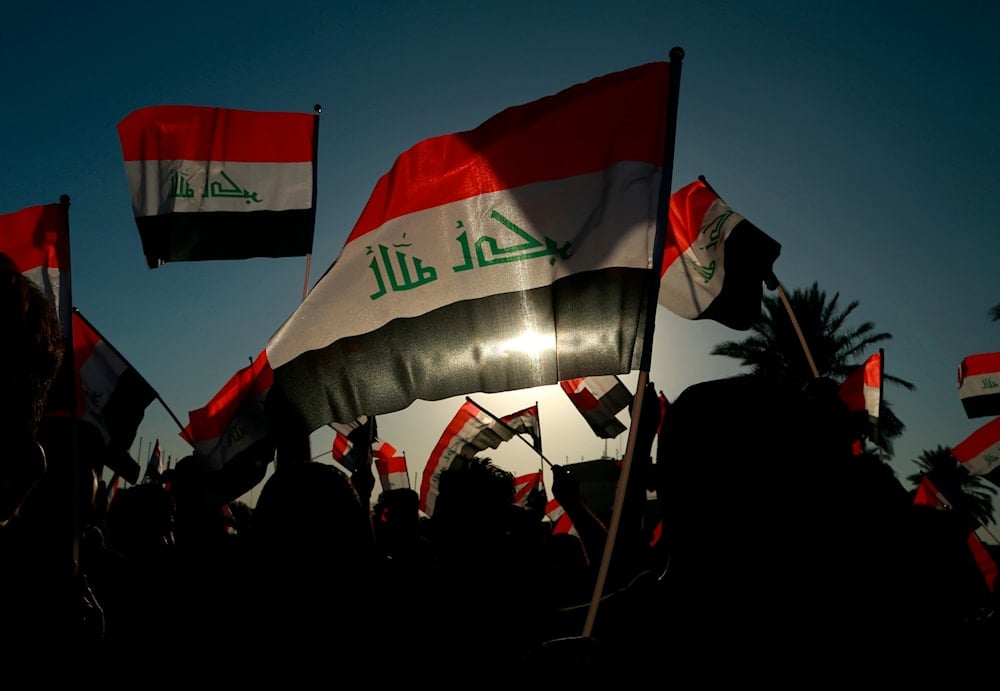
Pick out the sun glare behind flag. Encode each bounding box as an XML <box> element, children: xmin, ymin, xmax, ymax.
<box><xmin>265</xmin><ymin>61</ymin><xmax>675</xmax><ymax>434</ymax></box>
<box><xmin>958</xmin><ymin>352</ymin><xmax>1000</xmax><ymax>419</ymax></box>
<box><xmin>661</xmin><ymin>177</ymin><xmax>781</xmax><ymax>330</ymax></box>
<box><xmin>117</xmin><ymin>105</ymin><xmax>318</xmax><ymax>268</ymax></box>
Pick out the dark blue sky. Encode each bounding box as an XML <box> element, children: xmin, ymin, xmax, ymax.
<box><xmin>2</xmin><ymin>1</ymin><xmax>998</xmax><ymax>517</ymax></box>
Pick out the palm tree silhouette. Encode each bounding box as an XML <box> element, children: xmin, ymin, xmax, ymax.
<box><xmin>711</xmin><ymin>282</ymin><xmax>915</xmax><ymax>456</ymax></box>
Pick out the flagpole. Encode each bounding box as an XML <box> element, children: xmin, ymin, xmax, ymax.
<box><xmin>465</xmin><ymin>396</ymin><xmax>554</xmax><ymax>468</ymax></box>
<box><xmin>61</xmin><ymin>195</ymin><xmax>83</xmax><ymax>576</ymax></box>
<box><xmin>302</xmin><ymin>104</ymin><xmax>322</xmax><ymax>302</ymax></box>
<box><xmin>770</xmin><ymin>274</ymin><xmax>820</xmax><ymax>379</ymax></box>
<box><xmin>582</xmin><ymin>46</ymin><xmax>684</xmax><ymax>638</ymax></box>
<box><xmin>877</xmin><ymin>347</ymin><xmax>885</xmax><ymax>462</ymax></box>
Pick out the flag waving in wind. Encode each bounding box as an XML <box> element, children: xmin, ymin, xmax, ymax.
<box><xmin>419</xmin><ymin>399</ymin><xmax>524</xmax><ymax>515</ymax></box>
<box><xmin>838</xmin><ymin>351</ymin><xmax>882</xmax><ymax>448</ymax></box>
<box><xmin>662</xmin><ymin>177</ymin><xmax>781</xmax><ymax>330</ymax></box>
<box><xmin>265</xmin><ymin>61</ymin><xmax>675</xmax><ymax>434</ymax></box>
<box><xmin>182</xmin><ymin>350</ymin><xmax>274</xmax><ymax>472</ymax></box>
<box><xmin>560</xmin><ymin>375</ymin><xmax>633</xmax><ymax>439</ymax></box>
<box><xmin>330</xmin><ymin>416</ymin><xmax>375</xmax><ymax>473</ymax></box>
<box><xmin>117</xmin><ymin>105</ymin><xmax>318</xmax><ymax>268</ymax></box>
<box><xmin>952</xmin><ymin>416</ymin><xmax>1000</xmax><ymax>481</ymax></box>
<box><xmin>958</xmin><ymin>352</ymin><xmax>1000</xmax><ymax>419</ymax></box>
<box><xmin>73</xmin><ymin>309</ymin><xmax>157</xmax><ymax>479</ymax></box>
<box><xmin>372</xmin><ymin>439</ymin><xmax>409</xmax><ymax>492</ymax></box>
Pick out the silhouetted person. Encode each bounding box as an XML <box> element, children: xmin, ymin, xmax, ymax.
<box><xmin>652</xmin><ymin>375</ymin><xmax>931</xmax><ymax>684</ymax></box>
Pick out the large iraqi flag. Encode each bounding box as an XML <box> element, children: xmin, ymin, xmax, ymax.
<box><xmin>117</xmin><ymin>105</ymin><xmax>317</xmax><ymax>268</ymax></box>
<box><xmin>266</xmin><ymin>61</ymin><xmax>674</xmax><ymax>433</ymax></box>
<box><xmin>662</xmin><ymin>177</ymin><xmax>781</xmax><ymax>330</ymax></box>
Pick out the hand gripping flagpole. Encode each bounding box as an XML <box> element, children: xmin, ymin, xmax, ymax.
<box><xmin>582</xmin><ymin>46</ymin><xmax>684</xmax><ymax>639</ymax></box>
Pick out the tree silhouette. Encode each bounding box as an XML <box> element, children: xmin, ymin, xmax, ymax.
<box><xmin>990</xmin><ymin>303</ymin><xmax>1000</xmax><ymax>322</ymax></box>
<box><xmin>906</xmin><ymin>445</ymin><xmax>997</xmax><ymax>529</ymax></box>
<box><xmin>711</xmin><ymin>282</ymin><xmax>914</xmax><ymax>456</ymax></box>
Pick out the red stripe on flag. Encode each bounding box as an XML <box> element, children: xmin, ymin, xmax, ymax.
<box><xmin>0</xmin><ymin>202</ymin><xmax>70</xmax><ymax>272</ymax></box>
<box><xmin>347</xmin><ymin>62</ymin><xmax>669</xmax><ymax>242</ymax></box>
<box><xmin>117</xmin><ymin>105</ymin><xmax>316</xmax><ymax>162</ymax></box>
<box><xmin>184</xmin><ymin>350</ymin><xmax>274</xmax><ymax>442</ymax></box>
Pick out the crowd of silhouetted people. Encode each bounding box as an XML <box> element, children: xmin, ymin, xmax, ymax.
<box><xmin>2</xmin><ymin>250</ymin><xmax>999</xmax><ymax>683</ymax></box>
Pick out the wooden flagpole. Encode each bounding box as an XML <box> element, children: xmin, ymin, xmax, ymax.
<box><xmin>770</xmin><ymin>273</ymin><xmax>820</xmax><ymax>379</ymax></box>
<box><xmin>582</xmin><ymin>46</ymin><xmax>684</xmax><ymax>638</ymax></box>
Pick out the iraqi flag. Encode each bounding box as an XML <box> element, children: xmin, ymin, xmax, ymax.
<box><xmin>73</xmin><ymin>309</ymin><xmax>157</xmax><ymax>477</ymax></box>
<box><xmin>329</xmin><ymin>416</ymin><xmax>375</xmax><ymax>473</ymax></box>
<box><xmin>514</xmin><ymin>471</ymin><xmax>545</xmax><ymax>507</ymax></box>
<box><xmin>182</xmin><ymin>349</ymin><xmax>274</xmax><ymax>472</ymax></box>
<box><xmin>968</xmin><ymin>532</ymin><xmax>998</xmax><ymax>593</ymax></box>
<box><xmin>559</xmin><ymin>375</ymin><xmax>633</xmax><ymax>439</ymax></box>
<box><xmin>912</xmin><ymin>475</ymin><xmax>952</xmax><ymax>511</ymax></box>
<box><xmin>0</xmin><ymin>200</ymin><xmax>72</xmax><ymax>335</ymax></box>
<box><xmin>545</xmin><ymin>498</ymin><xmax>578</xmax><ymax>537</ymax></box>
<box><xmin>952</xmin><ymin>416</ymin><xmax>1000</xmax><ymax>480</ymax></box>
<box><xmin>143</xmin><ymin>439</ymin><xmax>163</xmax><ymax>483</ymax></box>
<box><xmin>117</xmin><ymin>105</ymin><xmax>317</xmax><ymax>268</ymax></box>
<box><xmin>419</xmin><ymin>399</ymin><xmax>521</xmax><ymax>515</ymax></box>
<box><xmin>958</xmin><ymin>352</ymin><xmax>1000</xmax><ymax>419</ymax></box>
<box><xmin>499</xmin><ymin>404</ymin><xmax>542</xmax><ymax>454</ymax></box>
<box><xmin>373</xmin><ymin>439</ymin><xmax>409</xmax><ymax>492</ymax></box>
<box><xmin>838</xmin><ymin>351</ymin><xmax>882</xmax><ymax>452</ymax></box>
<box><xmin>661</xmin><ymin>177</ymin><xmax>781</xmax><ymax>330</ymax></box>
<box><xmin>265</xmin><ymin>61</ymin><xmax>673</xmax><ymax>434</ymax></box>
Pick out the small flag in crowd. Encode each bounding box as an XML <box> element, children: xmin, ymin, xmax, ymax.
<box><xmin>265</xmin><ymin>61</ymin><xmax>674</xmax><ymax>434</ymax></box>
<box><xmin>117</xmin><ymin>105</ymin><xmax>318</xmax><ymax>268</ymax></box>
<box><xmin>514</xmin><ymin>471</ymin><xmax>545</xmax><ymax>507</ymax></box>
<box><xmin>330</xmin><ymin>416</ymin><xmax>376</xmax><ymax>473</ymax></box>
<box><xmin>373</xmin><ymin>439</ymin><xmax>409</xmax><ymax>492</ymax></box>
<box><xmin>958</xmin><ymin>352</ymin><xmax>1000</xmax><ymax>419</ymax></box>
<box><xmin>661</xmin><ymin>177</ymin><xmax>781</xmax><ymax>330</ymax></box>
<box><xmin>838</xmin><ymin>351</ymin><xmax>882</xmax><ymax>452</ymax></box>
<box><xmin>968</xmin><ymin>532</ymin><xmax>998</xmax><ymax>593</ymax></box>
<box><xmin>73</xmin><ymin>309</ymin><xmax>157</xmax><ymax>479</ymax></box>
<box><xmin>545</xmin><ymin>498</ymin><xmax>578</xmax><ymax>537</ymax></box>
<box><xmin>182</xmin><ymin>350</ymin><xmax>274</xmax><ymax>472</ymax></box>
<box><xmin>560</xmin><ymin>375</ymin><xmax>633</xmax><ymax>439</ymax></box>
<box><xmin>143</xmin><ymin>439</ymin><xmax>163</xmax><ymax>483</ymax></box>
<box><xmin>419</xmin><ymin>399</ymin><xmax>523</xmax><ymax>515</ymax></box>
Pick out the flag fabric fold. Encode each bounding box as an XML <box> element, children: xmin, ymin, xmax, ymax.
<box><xmin>372</xmin><ymin>439</ymin><xmax>409</xmax><ymax>492</ymax></box>
<box><xmin>117</xmin><ymin>105</ymin><xmax>317</xmax><ymax>268</ymax></box>
<box><xmin>545</xmin><ymin>498</ymin><xmax>578</xmax><ymax>536</ymax></box>
<box><xmin>265</xmin><ymin>61</ymin><xmax>673</xmax><ymax>434</ymax></box>
<box><xmin>661</xmin><ymin>177</ymin><xmax>781</xmax><ymax>330</ymax></box>
<box><xmin>73</xmin><ymin>308</ymin><xmax>157</xmax><ymax>465</ymax></box>
<box><xmin>958</xmin><ymin>352</ymin><xmax>1000</xmax><ymax>419</ymax></box>
<box><xmin>182</xmin><ymin>350</ymin><xmax>274</xmax><ymax>472</ymax></box>
<box><xmin>968</xmin><ymin>532</ymin><xmax>998</xmax><ymax>593</ymax></box>
<box><xmin>419</xmin><ymin>399</ymin><xmax>522</xmax><ymax>515</ymax></box>
<box><xmin>559</xmin><ymin>375</ymin><xmax>633</xmax><ymax>439</ymax></box>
